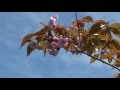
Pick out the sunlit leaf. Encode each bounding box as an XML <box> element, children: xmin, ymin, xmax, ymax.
<box><xmin>90</xmin><ymin>54</ymin><xmax>99</xmax><ymax>64</ymax></box>
<box><xmin>20</xmin><ymin>33</ymin><xmax>34</xmax><ymax>48</ymax></box>
<box><xmin>82</xmin><ymin>16</ymin><xmax>93</xmax><ymax>23</ymax></box>
<box><xmin>101</xmin><ymin>54</ymin><xmax>109</xmax><ymax>59</ymax></box>
<box><xmin>27</xmin><ymin>45</ymin><xmax>34</xmax><ymax>57</ymax></box>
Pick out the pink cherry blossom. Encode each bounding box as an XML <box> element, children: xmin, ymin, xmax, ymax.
<box><xmin>63</xmin><ymin>38</ymin><xmax>69</xmax><ymax>45</ymax></box>
<box><xmin>48</xmin><ymin>14</ymin><xmax>58</xmax><ymax>29</ymax></box>
<box><xmin>53</xmin><ymin>36</ymin><xmax>59</xmax><ymax>43</ymax></box>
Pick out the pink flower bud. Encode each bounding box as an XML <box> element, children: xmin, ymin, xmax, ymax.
<box><xmin>48</xmin><ymin>49</ymin><xmax>58</xmax><ymax>56</ymax></box>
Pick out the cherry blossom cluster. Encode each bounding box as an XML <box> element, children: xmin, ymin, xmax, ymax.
<box><xmin>27</xmin><ymin>14</ymin><xmax>85</xmax><ymax>56</ymax></box>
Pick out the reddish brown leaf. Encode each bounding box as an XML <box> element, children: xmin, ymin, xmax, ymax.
<box><xmin>101</xmin><ymin>54</ymin><xmax>109</xmax><ymax>59</ymax></box>
<box><xmin>34</xmin><ymin>26</ymin><xmax>50</xmax><ymax>36</ymax></box>
<box><xmin>95</xmin><ymin>20</ymin><xmax>107</xmax><ymax>24</ymax></box>
<box><xmin>111</xmin><ymin>39</ymin><xmax>120</xmax><ymax>50</ymax></box>
<box><xmin>105</xmin><ymin>32</ymin><xmax>111</xmax><ymax>42</ymax></box>
<box><xmin>110</xmin><ymin>23</ymin><xmax>120</xmax><ymax>37</ymax></box>
<box><xmin>90</xmin><ymin>54</ymin><xmax>99</xmax><ymax>64</ymax></box>
<box><xmin>20</xmin><ymin>33</ymin><xmax>34</xmax><ymax>48</ymax></box>
<box><xmin>89</xmin><ymin>22</ymin><xmax>102</xmax><ymax>34</ymax></box>
<box><xmin>72</xmin><ymin>20</ymin><xmax>84</xmax><ymax>27</ymax></box>
<box><xmin>117</xmin><ymin>53</ymin><xmax>120</xmax><ymax>59</ymax></box>
<box><xmin>82</xmin><ymin>16</ymin><xmax>93</xmax><ymax>23</ymax></box>
<box><xmin>114</xmin><ymin>59</ymin><xmax>120</xmax><ymax>67</ymax></box>
<box><xmin>27</xmin><ymin>46</ymin><xmax>34</xmax><ymax>57</ymax></box>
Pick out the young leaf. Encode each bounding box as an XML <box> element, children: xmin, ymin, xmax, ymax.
<box><xmin>110</xmin><ymin>23</ymin><xmax>120</xmax><ymax>38</ymax></box>
<box><xmin>82</xmin><ymin>16</ymin><xmax>93</xmax><ymax>23</ymax></box>
<box><xmin>108</xmin><ymin>57</ymin><xmax>112</xmax><ymax>63</ymax></box>
<box><xmin>117</xmin><ymin>53</ymin><xmax>120</xmax><ymax>59</ymax></box>
<box><xmin>20</xmin><ymin>33</ymin><xmax>34</xmax><ymax>48</ymax></box>
<box><xmin>89</xmin><ymin>45</ymin><xmax>94</xmax><ymax>56</ymax></box>
<box><xmin>114</xmin><ymin>59</ymin><xmax>120</xmax><ymax>67</ymax></box>
<box><xmin>40</xmin><ymin>41</ymin><xmax>47</xmax><ymax>56</ymax></box>
<box><xmin>101</xmin><ymin>54</ymin><xmax>109</xmax><ymax>59</ymax></box>
<box><xmin>95</xmin><ymin>20</ymin><xmax>106</xmax><ymax>24</ymax></box>
<box><xmin>68</xmin><ymin>28</ymin><xmax>78</xmax><ymax>36</ymax></box>
<box><xmin>34</xmin><ymin>26</ymin><xmax>50</xmax><ymax>36</ymax></box>
<box><xmin>54</xmin><ymin>25</ymin><xmax>66</xmax><ymax>35</ymax></box>
<box><xmin>111</xmin><ymin>39</ymin><xmax>120</xmax><ymax>50</ymax></box>
<box><xmin>89</xmin><ymin>23</ymin><xmax>102</xmax><ymax>34</ymax></box>
<box><xmin>85</xmin><ymin>41</ymin><xmax>94</xmax><ymax>55</ymax></box>
<box><xmin>90</xmin><ymin>54</ymin><xmax>99</xmax><ymax>64</ymax></box>
<box><xmin>105</xmin><ymin>32</ymin><xmax>111</xmax><ymax>42</ymax></box>
<box><xmin>27</xmin><ymin>45</ymin><xmax>34</xmax><ymax>57</ymax></box>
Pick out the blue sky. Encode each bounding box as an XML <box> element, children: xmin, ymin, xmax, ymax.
<box><xmin>0</xmin><ymin>12</ymin><xmax>120</xmax><ymax>78</ymax></box>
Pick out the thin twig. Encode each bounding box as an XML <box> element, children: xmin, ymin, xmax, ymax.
<box><xmin>72</xmin><ymin>43</ymin><xmax>120</xmax><ymax>72</ymax></box>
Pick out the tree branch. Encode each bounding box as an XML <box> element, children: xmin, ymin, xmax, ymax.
<box><xmin>72</xmin><ymin>43</ymin><xmax>120</xmax><ymax>72</ymax></box>
<box><xmin>73</xmin><ymin>12</ymin><xmax>120</xmax><ymax>72</ymax></box>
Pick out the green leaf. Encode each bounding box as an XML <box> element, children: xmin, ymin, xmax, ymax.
<box><xmin>90</xmin><ymin>54</ymin><xmax>99</xmax><ymax>64</ymax></box>
<box><xmin>27</xmin><ymin>46</ymin><xmax>34</xmax><ymax>57</ymax></box>
<box><xmin>40</xmin><ymin>41</ymin><xmax>47</xmax><ymax>56</ymax></box>
<box><xmin>20</xmin><ymin>33</ymin><xmax>34</xmax><ymax>49</ymax></box>
<box><xmin>82</xmin><ymin>16</ymin><xmax>93</xmax><ymax>23</ymax></box>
